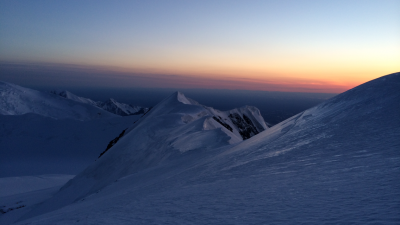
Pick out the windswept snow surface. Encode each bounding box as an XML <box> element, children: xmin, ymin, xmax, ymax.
<box><xmin>0</xmin><ymin>82</ymin><xmax>117</xmax><ymax>120</ymax></box>
<box><xmin>51</xmin><ymin>90</ymin><xmax>149</xmax><ymax>116</ymax></box>
<box><xmin>13</xmin><ymin>74</ymin><xmax>400</xmax><ymax>224</ymax></box>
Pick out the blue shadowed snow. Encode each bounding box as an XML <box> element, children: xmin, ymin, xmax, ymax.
<box><xmin>9</xmin><ymin>73</ymin><xmax>400</xmax><ymax>224</ymax></box>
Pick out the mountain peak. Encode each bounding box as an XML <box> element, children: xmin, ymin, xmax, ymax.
<box><xmin>176</xmin><ymin>91</ymin><xmax>192</xmax><ymax>104</ymax></box>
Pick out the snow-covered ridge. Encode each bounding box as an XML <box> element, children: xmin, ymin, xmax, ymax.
<box><xmin>17</xmin><ymin>91</ymin><xmax>269</xmax><ymax>219</ymax></box>
<box><xmin>0</xmin><ymin>82</ymin><xmax>116</xmax><ymax>120</ymax></box>
<box><xmin>49</xmin><ymin>90</ymin><xmax>99</xmax><ymax>106</ymax></box>
<box><xmin>136</xmin><ymin>91</ymin><xmax>268</xmax><ymax>142</ymax></box>
<box><xmin>17</xmin><ymin>73</ymin><xmax>400</xmax><ymax>224</ymax></box>
<box><xmin>51</xmin><ymin>90</ymin><xmax>149</xmax><ymax>116</ymax></box>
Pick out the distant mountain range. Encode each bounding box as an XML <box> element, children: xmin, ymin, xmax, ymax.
<box><xmin>50</xmin><ymin>90</ymin><xmax>149</xmax><ymax>116</ymax></box>
<box><xmin>0</xmin><ymin>81</ymin><xmax>116</xmax><ymax>120</ymax></box>
<box><xmin>0</xmin><ymin>81</ymin><xmax>149</xmax><ymax>120</ymax></box>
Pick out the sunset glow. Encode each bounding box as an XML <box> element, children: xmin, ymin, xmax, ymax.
<box><xmin>0</xmin><ymin>0</ymin><xmax>399</xmax><ymax>93</ymax></box>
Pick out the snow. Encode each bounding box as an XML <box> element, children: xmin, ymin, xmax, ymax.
<box><xmin>97</xmin><ymin>98</ymin><xmax>147</xmax><ymax>116</ymax></box>
<box><xmin>0</xmin><ymin>114</ymin><xmax>142</xmax><ymax>177</ymax></box>
<box><xmin>0</xmin><ymin>81</ymin><xmax>117</xmax><ymax>120</ymax></box>
<box><xmin>50</xmin><ymin>90</ymin><xmax>99</xmax><ymax>106</ymax></box>
<box><xmin>0</xmin><ymin>175</ymin><xmax>74</xmax><ymax>197</ymax></box>
<box><xmin>0</xmin><ymin>81</ymin><xmax>145</xmax><ymax>177</ymax></box>
<box><xmin>51</xmin><ymin>90</ymin><xmax>149</xmax><ymax>116</ymax></box>
<box><xmin>3</xmin><ymin>73</ymin><xmax>400</xmax><ymax>224</ymax></box>
<box><xmin>4</xmin><ymin>89</ymin><xmax>268</xmax><ymax>222</ymax></box>
<box><xmin>0</xmin><ymin>175</ymin><xmax>73</xmax><ymax>224</ymax></box>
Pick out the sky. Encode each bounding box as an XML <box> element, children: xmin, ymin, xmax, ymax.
<box><xmin>0</xmin><ymin>0</ymin><xmax>399</xmax><ymax>93</ymax></box>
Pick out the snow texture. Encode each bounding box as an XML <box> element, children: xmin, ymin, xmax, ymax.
<box><xmin>3</xmin><ymin>73</ymin><xmax>400</xmax><ymax>224</ymax></box>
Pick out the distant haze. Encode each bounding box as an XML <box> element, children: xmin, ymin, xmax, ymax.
<box><xmin>0</xmin><ymin>62</ymin><xmax>349</xmax><ymax>93</ymax></box>
<box><xmin>1</xmin><ymin>0</ymin><xmax>399</xmax><ymax>93</ymax></box>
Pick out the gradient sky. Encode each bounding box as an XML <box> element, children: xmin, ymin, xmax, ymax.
<box><xmin>0</xmin><ymin>0</ymin><xmax>399</xmax><ymax>93</ymax></box>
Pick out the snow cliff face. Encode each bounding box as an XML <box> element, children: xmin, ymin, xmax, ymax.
<box><xmin>51</xmin><ymin>90</ymin><xmax>149</xmax><ymax>116</ymax></box>
<box><xmin>16</xmin><ymin>73</ymin><xmax>400</xmax><ymax>224</ymax></box>
<box><xmin>0</xmin><ymin>82</ymin><xmax>116</xmax><ymax>120</ymax></box>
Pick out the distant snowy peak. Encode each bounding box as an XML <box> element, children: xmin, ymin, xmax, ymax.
<box><xmin>51</xmin><ymin>90</ymin><xmax>149</xmax><ymax>116</ymax></box>
<box><xmin>0</xmin><ymin>81</ymin><xmax>116</xmax><ymax>120</ymax></box>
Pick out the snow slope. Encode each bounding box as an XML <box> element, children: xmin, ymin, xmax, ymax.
<box><xmin>14</xmin><ymin>91</ymin><xmax>268</xmax><ymax>220</ymax></box>
<box><xmin>0</xmin><ymin>175</ymin><xmax>74</xmax><ymax>198</ymax></box>
<box><xmin>0</xmin><ymin>175</ymin><xmax>73</xmax><ymax>224</ymax></box>
<box><xmin>0</xmin><ymin>82</ymin><xmax>117</xmax><ymax>120</ymax></box>
<box><xmin>51</xmin><ymin>90</ymin><xmax>149</xmax><ymax>116</ymax></box>
<box><xmin>13</xmin><ymin>73</ymin><xmax>400</xmax><ymax>224</ymax></box>
<box><xmin>0</xmin><ymin>114</ymin><xmax>141</xmax><ymax>177</ymax></box>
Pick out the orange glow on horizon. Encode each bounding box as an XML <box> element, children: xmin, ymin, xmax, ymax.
<box><xmin>7</xmin><ymin>56</ymin><xmax>397</xmax><ymax>94</ymax></box>
<box><xmin>63</xmin><ymin>61</ymin><xmax>394</xmax><ymax>93</ymax></box>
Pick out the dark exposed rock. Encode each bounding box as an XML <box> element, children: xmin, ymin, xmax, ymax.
<box><xmin>213</xmin><ymin>116</ymin><xmax>233</xmax><ymax>132</ymax></box>
<box><xmin>228</xmin><ymin>113</ymin><xmax>260</xmax><ymax>140</ymax></box>
<box><xmin>98</xmin><ymin>129</ymin><xmax>127</xmax><ymax>159</ymax></box>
